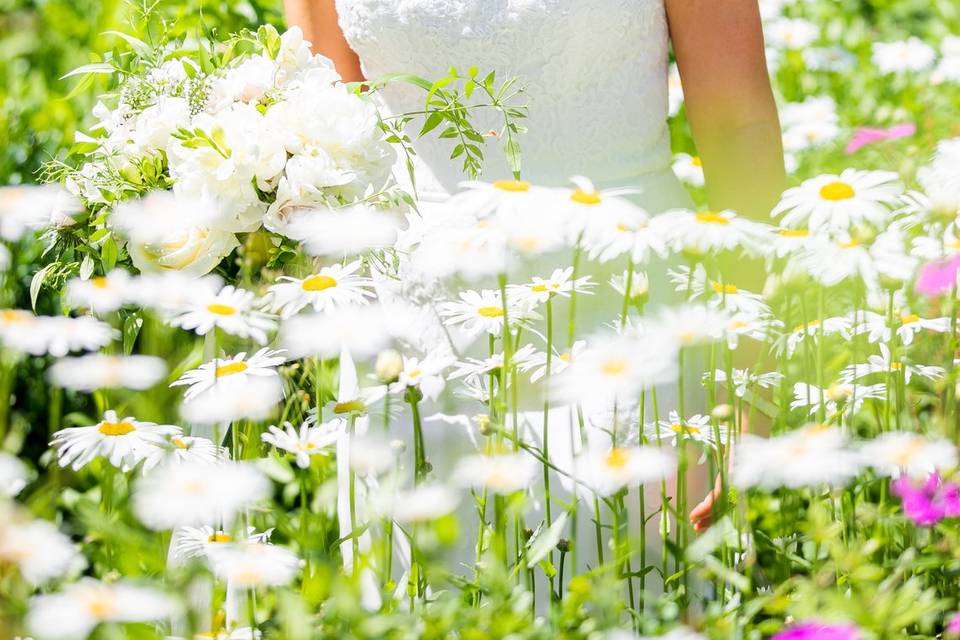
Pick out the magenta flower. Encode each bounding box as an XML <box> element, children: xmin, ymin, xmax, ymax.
<box><xmin>947</xmin><ymin>612</ymin><xmax>960</xmax><ymax>636</ymax></box>
<box><xmin>845</xmin><ymin>123</ymin><xmax>916</xmax><ymax>154</ymax></box>
<box><xmin>915</xmin><ymin>254</ymin><xmax>960</xmax><ymax>297</ymax></box>
<box><xmin>772</xmin><ymin>621</ymin><xmax>861</xmax><ymax>640</ymax></box>
<box><xmin>891</xmin><ymin>473</ymin><xmax>960</xmax><ymax>526</ymax></box>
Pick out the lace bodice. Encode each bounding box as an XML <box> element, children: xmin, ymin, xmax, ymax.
<box><xmin>336</xmin><ymin>0</ymin><xmax>675</xmax><ymax>199</ymax></box>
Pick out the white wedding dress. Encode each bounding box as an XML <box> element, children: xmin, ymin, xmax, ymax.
<box><xmin>335</xmin><ymin>0</ymin><xmax>693</xmax><ymax>212</ymax></box>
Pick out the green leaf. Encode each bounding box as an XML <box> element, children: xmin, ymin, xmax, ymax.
<box><xmin>419</xmin><ymin>112</ymin><xmax>444</xmax><ymax>137</ymax></box>
<box><xmin>101</xmin><ymin>31</ymin><xmax>151</xmax><ymax>57</ymax></box>
<box><xmin>122</xmin><ymin>312</ymin><xmax>143</xmax><ymax>355</ymax></box>
<box><xmin>101</xmin><ymin>235</ymin><xmax>118</xmax><ymax>271</ymax></box>
<box><xmin>30</xmin><ymin>265</ymin><xmax>52</xmax><ymax>311</ymax></box>
<box><xmin>60</xmin><ymin>62</ymin><xmax>115</xmax><ymax>80</ymax></box>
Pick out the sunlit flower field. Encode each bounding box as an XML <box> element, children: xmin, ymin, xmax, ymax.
<box><xmin>1</xmin><ymin>1</ymin><xmax>960</xmax><ymax>639</ymax></box>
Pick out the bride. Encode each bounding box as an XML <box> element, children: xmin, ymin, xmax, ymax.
<box><xmin>283</xmin><ymin>0</ymin><xmax>785</xmax><ymax>532</ymax></box>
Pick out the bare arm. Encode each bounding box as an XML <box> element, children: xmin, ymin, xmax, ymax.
<box><xmin>284</xmin><ymin>0</ymin><xmax>364</xmax><ymax>82</ymax></box>
<box><xmin>665</xmin><ymin>0</ymin><xmax>785</xmax><ymax>219</ymax></box>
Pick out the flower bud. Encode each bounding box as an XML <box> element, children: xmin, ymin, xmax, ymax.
<box><xmin>711</xmin><ymin>403</ymin><xmax>734</xmax><ymax>420</ymax></box>
<box><xmin>375</xmin><ymin>349</ymin><xmax>403</xmax><ymax>383</ymax></box>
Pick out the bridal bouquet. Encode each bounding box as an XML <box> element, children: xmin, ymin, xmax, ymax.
<box><xmin>3</xmin><ymin>13</ymin><xmax>960</xmax><ymax>640</ymax></box>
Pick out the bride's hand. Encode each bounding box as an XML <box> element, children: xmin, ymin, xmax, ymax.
<box><xmin>689</xmin><ymin>412</ymin><xmax>748</xmax><ymax>533</ymax></box>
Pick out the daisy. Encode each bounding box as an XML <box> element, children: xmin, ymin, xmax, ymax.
<box><xmin>173</xmin><ymin>525</ymin><xmax>272</xmax><ymax>563</ymax></box>
<box><xmin>141</xmin><ymin>434</ymin><xmax>228</xmax><ymax>471</ymax></box>
<box><xmin>556</xmin><ymin>175</ymin><xmax>643</xmax><ymax>240</ymax></box>
<box><xmin>672</xmin><ymin>153</ymin><xmax>705</xmax><ymax>187</ymax></box>
<box><xmin>783</xmin><ymin>316</ymin><xmax>852</xmax><ymax>357</ymax></box>
<box><xmin>0</xmin><ymin>185</ymin><xmax>80</xmax><ymax>241</ymax></box>
<box><xmin>782</xmin><ymin>119</ymin><xmax>842</xmax><ymax>153</ymax></box>
<box><xmin>450</xmin><ymin>343</ymin><xmax>538</xmax><ymax>383</ymax></box>
<box><xmin>519</xmin><ymin>340</ymin><xmax>586</xmax><ymax>383</ymax></box>
<box><xmin>348</xmin><ymin>435</ymin><xmax>396</xmax><ymax>476</ymax></box>
<box><xmin>450</xmin><ymin>179</ymin><xmax>553</xmax><ymax>221</ymax></box>
<box><xmin>725</xmin><ymin>311</ymin><xmax>780</xmax><ymax>350</ymax></box>
<box><xmin>508</xmin><ymin>267</ymin><xmax>595</xmax><ymax>306</ymax></box>
<box><xmin>645</xmin><ymin>410</ymin><xmax>728</xmax><ymax>449</ymax></box>
<box><xmin>581</xmin><ymin>198</ymin><xmax>667</xmax><ymax>264</ymax></box>
<box><xmin>803</xmin><ymin>46</ymin><xmax>857</xmax><ymax>73</ymax></box>
<box><xmin>390</xmin><ymin>352</ymin><xmax>455</xmax><ymax>402</ymax></box>
<box><xmin>654</xmin><ymin>209</ymin><xmax>768</xmax><ymax>256</ymax></box>
<box><xmin>0</xmin><ymin>452</ymin><xmax>29</xmax><ymax>497</ymax></box>
<box><xmin>766</xmin><ymin>17</ymin><xmax>819</xmax><ymax>49</ymax></box>
<box><xmin>853</xmin><ymin>310</ymin><xmax>951</xmax><ymax>346</ymax></box>
<box><xmin>180</xmin><ymin>375</ymin><xmax>284</xmax><ymax>425</ymax></box>
<box><xmin>64</xmin><ymin>270</ymin><xmax>132</xmax><ymax>314</ymax></box>
<box><xmin>709</xmin><ymin>368</ymin><xmax>783</xmax><ymax>398</ymax></box>
<box><xmin>263</xmin><ymin>260</ymin><xmax>376</xmax><ymax>318</ymax></box>
<box><xmin>0</xmin><ymin>518</ymin><xmax>83</xmax><ymax>585</ymax></box>
<box><xmin>650</xmin><ymin>304</ymin><xmax>729</xmax><ymax>348</ymax></box>
<box><xmin>261</xmin><ymin>420</ymin><xmax>341</xmax><ymax>468</ymax></box>
<box><xmin>840</xmin><ymin>344</ymin><xmax>945</xmax><ymax>384</ymax></box>
<box><xmin>872</xmin><ymin>38</ymin><xmax>937</xmax><ymax>74</ymax></box>
<box><xmin>284</xmin><ymin>202</ymin><xmax>403</xmax><ymax>256</ymax></box>
<box><xmin>280</xmin><ymin>305</ymin><xmax>391</xmax><ymax>359</ymax></box>
<box><xmin>48</xmin><ymin>354</ymin><xmax>167</xmax><ymax>392</ymax></box>
<box><xmin>169</xmin><ymin>285</ymin><xmax>276</xmax><ymax>344</ymax></box>
<box><xmin>574</xmin><ymin>445</ymin><xmax>676</xmax><ymax>497</ymax></box>
<box><xmin>772</xmin><ymin>169</ymin><xmax>902</xmax><ymax>232</ymax></box>
<box><xmin>26</xmin><ymin>578</ymin><xmax>176</xmax><ymax>640</ymax></box>
<box><xmin>798</xmin><ymin>234</ymin><xmax>882</xmax><ymax>289</ymax></box>
<box><xmin>131</xmin><ymin>272</ymin><xmax>224</xmax><ymax>313</ymax></box>
<box><xmin>207</xmin><ymin>542</ymin><xmax>300</xmax><ymax>588</ymax></box>
<box><xmin>376</xmin><ymin>484</ymin><xmax>460</xmax><ymax>523</ymax></box>
<box><xmin>860</xmin><ymin>432</ymin><xmax>958</xmax><ymax>479</ymax></box>
<box><xmin>133</xmin><ymin>460</ymin><xmax>270</xmax><ymax>530</ymax></box>
<box><xmin>790</xmin><ymin>382</ymin><xmax>886</xmax><ymax>417</ymax></box>
<box><xmin>609</xmin><ymin>270</ymin><xmax>650</xmax><ymax>305</ymax></box>
<box><xmin>732</xmin><ymin>425</ymin><xmax>862</xmax><ymax>490</ymax></box>
<box><xmin>551</xmin><ymin>333</ymin><xmax>678</xmax><ymax>406</ymax></box>
<box><xmin>39</xmin><ymin>316</ymin><xmax>118</xmax><ymax>357</ymax></box>
<box><xmin>453</xmin><ymin>452</ymin><xmax>539</xmax><ymax>495</ymax></box>
<box><xmin>171</xmin><ymin>348</ymin><xmax>286</xmax><ymax>401</ymax></box>
<box><xmin>51</xmin><ymin>410</ymin><xmax>181</xmax><ymax>471</ymax></box>
<box><xmin>668</xmin><ymin>265</ymin><xmax>770</xmax><ymax>316</ymax></box>
<box><xmin>437</xmin><ymin>289</ymin><xmax>537</xmax><ymax>337</ymax></box>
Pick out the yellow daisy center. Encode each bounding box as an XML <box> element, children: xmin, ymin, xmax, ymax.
<box><xmin>493</xmin><ymin>179</ymin><xmax>530</xmax><ymax>192</ymax></box>
<box><xmin>215</xmin><ymin>361</ymin><xmax>248</xmax><ymax>377</ymax></box>
<box><xmin>531</xmin><ymin>284</ymin><xmax>549</xmax><ymax>293</ymax></box>
<box><xmin>477</xmin><ymin>306</ymin><xmax>505</xmax><ymax>318</ymax></box>
<box><xmin>838</xmin><ymin>240</ymin><xmax>860</xmax><ymax>249</ymax></box>
<box><xmin>301</xmin><ymin>275</ymin><xmax>338</xmax><ymax>291</ymax></box>
<box><xmin>695</xmin><ymin>211</ymin><xmax>729</xmax><ymax>225</ymax></box>
<box><xmin>1</xmin><ymin>309</ymin><xmax>29</xmax><ymax>323</ymax></box>
<box><xmin>207</xmin><ymin>303</ymin><xmax>236</xmax><ymax>316</ymax></box>
<box><xmin>92</xmin><ymin>277</ymin><xmax>109</xmax><ymax>289</ymax></box>
<box><xmin>172</xmin><ymin>437</ymin><xmax>190</xmax><ymax>450</ymax></box>
<box><xmin>901</xmin><ymin>314</ymin><xmax>920</xmax><ymax>325</ymax></box>
<box><xmin>207</xmin><ymin>533</ymin><xmax>233</xmax><ymax>543</ymax></box>
<box><xmin>778</xmin><ymin>228</ymin><xmax>810</xmax><ymax>238</ymax></box>
<box><xmin>711</xmin><ymin>281</ymin><xmax>738</xmax><ymax>295</ymax></box>
<box><xmin>819</xmin><ymin>181</ymin><xmax>856</xmax><ymax>201</ymax></box>
<box><xmin>98</xmin><ymin>421</ymin><xmax>136</xmax><ymax>436</ymax></box>
<box><xmin>600</xmin><ymin>358</ymin><xmax>628</xmax><ymax>376</ymax></box>
<box><xmin>670</xmin><ymin>423</ymin><xmax>701</xmax><ymax>435</ymax></box>
<box><xmin>85</xmin><ymin>594</ymin><xmax>115</xmax><ymax>619</ymax></box>
<box><xmin>334</xmin><ymin>399</ymin><xmax>366</xmax><ymax>414</ymax></box>
<box><xmin>893</xmin><ymin>437</ymin><xmax>924</xmax><ymax>466</ymax></box>
<box><xmin>604</xmin><ymin>448</ymin><xmax>630</xmax><ymax>470</ymax></box>
<box><xmin>570</xmin><ymin>189</ymin><xmax>602</xmax><ymax>205</ymax></box>
<box><xmin>559</xmin><ymin>352</ymin><xmax>573</xmax><ymax>362</ymax></box>
<box><xmin>691</xmin><ymin>156</ymin><xmax>703</xmax><ymax>167</ymax></box>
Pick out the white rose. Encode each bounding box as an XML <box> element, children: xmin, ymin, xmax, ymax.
<box><xmin>129</xmin><ymin>225</ymin><xmax>239</xmax><ymax>276</ymax></box>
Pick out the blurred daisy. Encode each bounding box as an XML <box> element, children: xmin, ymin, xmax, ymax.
<box><xmin>669</xmin><ymin>265</ymin><xmax>770</xmax><ymax>315</ymax></box>
<box><xmin>782</xmin><ymin>119</ymin><xmax>842</xmax><ymax>153</ymax></box>
<box><xmin>207</xmin><ymin>542</ymin><xmax>300</xmax><ymax>588</ymax></box>
<box><xmin>0</xmin><ymin>452</ymin><xmax>29</xmax><ymax>496</ymax></box>
<box><xmin>726</xmin><ymin>311</ymin><xmax>780</xmax><ymax>350</ymax></box>
<box><xmin>853</xmin><ymin>310</ymin><xmax>950</xmax><ymax>346</ymax></box>
<box><xmin>790</xmin><ymin>382</ymin><xmax>886</xmax><ymax>417</ymax></box>
<box><xmin>784</xmin><ymin>316</ymin><xmax>851</xmax><ymax>357</ymax></box>
<box><xmin>377</xmin><ymin>484</ymin><xmax>460</xmax><ymax>523</ymax></box>
<box><xmin>655</xmin><ymin>209</ymin><xmax>767</xmax><ymax>256</ymax></box>
<box><xmin>133</xmin><ymin>460</ymin><xmax>270</xmax><ymax>530</ymax></box>
<box><xmin>581</xmin><ymin>200</ymin><xmax>667</xmax><ymax>264</ymax></box>
<box><xmin>285</xmin><ymin>202</ymin><xmax>402</xmax><ymax>256</ymax></box>
<box><xmin>803</xmin><ymin>46</ymin><xmax>857</xmax><ymax>73</ymax></box>
<box><xmin>261</xmin><ymin>420</ymin><xmax>341</xmax><ymax>468</ymax></box>
<box><xmin>64</xmin><ymin>270</ymin><xmax>133</xmax><ymax>315</ymax></box>
<box><xmin>280</xmin><ymin>305</ymin><xmax>391</xmax><ymax>359</ymax></box>
<box><xmin>860</xmin><ymin>432</ymin><xmax>958</xmax><ymax>479</ymax></box>
<box><xmin>766</xmin><ymin>17</ymin><xmax>819</xmax><ymax>49</ymax></box>
<box><xmin>508</xmin><ymin>267</ymin><xmax>595</xmax><ymax>306</ymax></box>
<box><xmin>170</xmin><ymin>285</ymin><xmax>276</xmax><ymax>344</ymax></box>
<box><xmin>27</xmin><ymin>579</ymin><xmax>176</xmax><ymax>640</ymax></box>
<box><xmin>840</xmin><ymin>344</ymin><xmax>945</xmax><ymax>384</ymax></box>
<box><xmin>772</xmin><ymin>170</ymin><xmax>902</xmax><ymax>232</ymax></box>
<box><xmin>555</xmin><ymin>176</ymin><xmax>642</xmax><ymax>240</ymax></box>
<box><xmin>709</xmin><ymin>368</ymin><xmax>783</xmax><ymax>398</ymax></box>
<box><xmin>609</xmin><ymin>270</ymin><xmax>650</xmax><ymax>305</ymax></box>
<box><xmin>0</xmin><ymin>185</ymin><xmax>80</xmax><ymax>241</ymax></box>
<box><xmin>798</xmin><ymin>235</ymin><xmax>879</xmax><ymax>290</ymax></box>
<box><xmin>48</xmin><ymin>354</ymin><xmax>167</xmax><ymax>391</ymax></box>
<box><xmin>263</xmin><ymin>260</ymin><xmax>375</xmax><ymax>318</ymax></box>
<box><xmin>733</xmin><ymin>425</ymin><xmax>861</xmax><ymax>490</ymax></box>
<box><xmin>141</xmin><ymin>434</ymin><xmax>227</xmax><ymax>471</ymax></box>
<box><xmin>450</xmin><ymin>343</ymin><xmax>537</xmax><ymax>383</ymax></box>
<box><xmin>672</xmin><ymin>153</ymin><xmax>705</xmax><ymax>187</ymax></box>
<box><xmin>872</xmin><ymin>38</ymin><xmax>936</xmax><ymax>74</ymax></box>
<box><xmin>454</xmin><ymin>452</ymin><xmax>538</xmax><ymax>494</ymax></box>
<box><xmin>520</xmin><ymin>340</ymin><xmax>586</xmax><ymax>383</ymax></box>
<box><xmin>645</xmin><ymin>410</ymin><xmax>728</xmax><ymax>449</ymax></box>
<box><xmin>131</xmin><ymin>272</ymin><xmax>223</xmax><ymax>313</ymax></box>
<box><xmin>667</xmin><ymin>63</ymin><xmax>684</xmax><ymax>116</ymax></box>
<box><xmin>451</xmin><ymin>179</ymin><xmax>552</xmax><ymax>220</ymax></box>
<box><xmin>0</xmin><ymin>518</ymin><xmax>83</xmax><ymax>585</ymax></box>
<box><xmin>771</xmin><ymin>228</ymin><xmax>814</xmax><ymax>258</ymax></box>
<box><xmin>40</xmin><ymin>316</ymin><xmax>118</xmax><ymax>357</ymax></box>
<box><xmin>51</xmin><ymin>410</ymin><xmax>181</xmax><ymax>471</ymax></box>
<box><xmin>180</xmin><ymin>375</ymin><xmax>283</xmax><ymax>424</ymax></box>
<box><xmin>651</xmin><ymin>304</ymin><xmax>729</xmax><ymax>348</ymax></box>
<box><xmin>390</xmin><ymin>351</ymin><xmax>455</xmax><ymax>401</ymax></box>
<box><xmin>171</xmin><ymin>348</ymin><xmax>286</xmax><ymax>401</ymax></box>
<box><xmin>438</xmin><ymin>289</ymin><xmax>537</xmax><ymax>337</ymax></box>
<box><xmin>575</xmin><ymin>445</ymin><xmax>676</xmax><ymax>497</ymax></box>
<box><xmin>349</xmin><ymin>435</ymin><xmax>396</xmax><ymax>476</ymax></box>
<box><xmin>173</xmin><ymin>525</ymin><xmax>271</xmax><ymax>562</ymax></box>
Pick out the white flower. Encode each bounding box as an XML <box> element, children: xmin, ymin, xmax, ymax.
<box><xmin>708</xmin><ymin>369</ymin><xmax>783</xmax><ymax>398</ymax></box>
<box><xmin>280</xmin><ymin>305</ymin><xmax>391</xmax><ymax>359</ymax></box>
<box><xmin>171</xmin><ymin>348</ymin><xmax>286</xmax><ymax>401</ymax></box>
<box><xmin>520</xmin><ymin>340</ymin><xmax>586</xmax><ymax>383</ymax></box>
<box><xmin>0</xmin><ymin>185</ymin><xmax>80</xmax><ymax>240</ymax></box>
<box><xmin>646</xmin><ymin>411</ymin><xmax>728</xmax><ymax>449</ymax></box>
<box><xmin>552</xmin><ymin>333</ymin><xmax>677</xmax><ymax>406</ymax></box>
<box><xmin>872</xmin><ymin>38</ymin><xmax>937</xmax><ymax>74</ymax></box>
<box><xmin>169</xmin><ymin>285</ymin><xmax>276</xmax><ymax>344</ymax></box>
<box><xmin>733</xmin><ymin>425</ymin><xmax>862</xmax><ymax>490</ymax></box>
<box><xmin>130</xmin><ymin>272</ymin><xmax>224</xmax><ymax>313</ymax></box>
<box><xmin>797</xmin><ymin>235</ymin><xmax>880</xmax><ymax>290</ymax></box>
<box><xmin>207</xmin><ymin>542</ymin><xmax>300</xmax><ymax>588</ymax></box>
<box><xmin>853</xmin><ymin>310</ymin><xmax>951</xmax><ymax>346</ymax></box>
<box><xmin>27</xmin><ymin>578</ymin><xmax>176</xmax><ymax>640</ymax></box>
<box><xmin>51</xmin><ymin>410</ymin><xmax>180</xmax><ymax>471</ymax></box>
<box><xmin>391</xmin><ymin>352</ymin><xmax>455</xmax><ymax>401</ymax></box>
<box><xmin>65</xmin><ymin>270</ymin><xmax>132</xmax><ymax>314</ymax></box>
<box><xmin>48</xmin><ymin>354</ymin><xmax>167</xmax><ymax>391</ymax></box>
<box><xmin>438</xmin><ymin>289</ymin><xmax>537</xmax><ymax>338</ymax></box>
<box><xmin>668</xmin><ymin>63</ymin><xmax>684</xmax><ymax>116</ymax></box>
<box><xmin>280</xmin><ymin>202</ymin><xmax>403</xmax><ymax>256</ymax></box>
<box><xmin>133</xmin><ymin>460</ymin><xmax>270</xmax><ymax>530</ymax></box>
<box><xmin>790</xmin><ymin>382</ymin><xmax>886</xmax><ymax>418</ymax></box>
<box><xmin>783</xmin><ymin>316</ymin><xmax>852</xmax><ymax>357</ymax></box>
<box><xmin>173</xmin><ymin>525</ymin><xmax>271</xmax><ymax>563</ymax></box>
<box><xmin>262</xmin><ymin>420</ymin><xmax>341</xmax><ymax>468</ymax></box>
<box><xmin>766</xmin><ymin>17</ymin><xmax>819</xmax><ymax>49</ymax></box>
<box><xmin>0</xmin><ymin>313</ymin><xmax>116</xmax><ymax>357</ymax></box>
<box><xmin>773</xmin><ymin>170</ymin><xmax>902</xmax><ymax>233</ymax></box>
<box><xmin>860</xmin><ymin>432</ymin><xmax>958</xmax><ymax>479</ymax></box>
<box><xmin>609</xmin><ymin>270</ymin><xmax>650</xmax><ymax>303</ymax></box>
<box><xmin>581</xmin><ymin>199</ymin><xmax>666</xmax><ymax>264</ymax></box>
<box><xmin>575</xmin><ymin>445</ymin><xmax>676</xmax><ymax>497</ymax></box>
<box><xmin>655</xmin><ymin>209</ymin><xmax>768</xmax><ymax>256</ymax></box>
<box><xmin>378</xmin><ymin>484</ymin><xmax>460</xmax><ymax>523</ymax></box>
<box><xmin>725</xmin><ymin>311</ymin><xmax>780</xmax><ymax>350</ymax></box>
<box><xmin>803</xmin><ymin>46</ymin><xmax>857</xmax><ymax>72</ymax></box>
<box><xmin>668</xmin><ymin>265</ymin><xmax>770</xmax><ymax>316</ymax></box>
<box><xmin>264</xmin><ymin>260</ymin><xmax>375</xmax><ymax>318</ymax></box>
<box><xmin>672</xmin><ymin>153</ymin><xmax>705</xmax><ymax>187</ymax></box>
<box><xmin>180</xmin><ymin>375</ymin><xmax>284</xmax><ymax>425</ymax></box>
<box><xmin>454</xmin><ymin>452</ymin><xmax>539</xmax><ymax>494</ymax></box>
<box><xmin>141</xmin><ymin>434</ymin><xmax>228</xmax><ymax>472</ymax></box>
<box><xmin>841</xmin><ymin>344</ymin><xmax>945</xmax><ymax>384</ymax></box>
<box><xmin>0</xmin><ymin>518</ymin><xmax>82</xmax><ymax>585</ymax></box>
<box><xmin>508</xmin><ymin>267</ymin><xmax>595</xmax><ymax>306</ymax></box>
<box><xmin>0</xmin><ymin>452</ymin><xmax>29</xmax><ymax>496</ymax></box>
<box><xmin>652</xmin><ymin>304</ymin><xmax>729</xmax><ymax>348</ymax></box>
